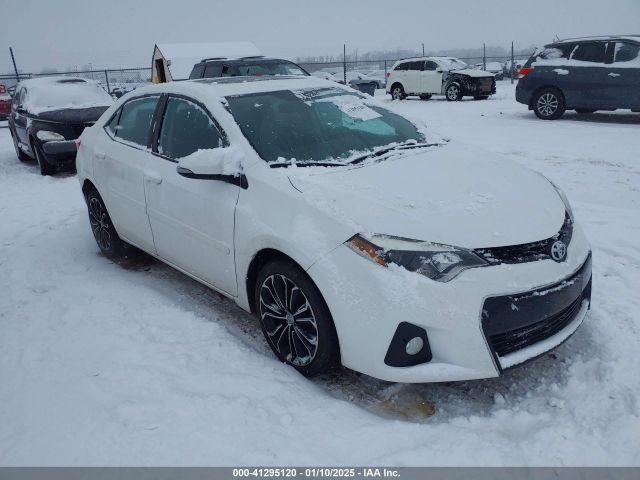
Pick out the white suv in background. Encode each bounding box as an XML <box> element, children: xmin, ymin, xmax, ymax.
<box><xmin>386</xmin><ymin>56</ymin><xmax>496</xmax><ymax>101</ymax></box>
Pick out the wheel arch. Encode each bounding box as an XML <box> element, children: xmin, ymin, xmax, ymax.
<box><xmin>390</xmin><ymin>81</ymin><xmax>404</xmax><ymax>92</ymax></box>
<box><xmin>529</xmin><ymin>85</ymin><xmax>566</xmax><ymax>109</ymax></box>
<box><xmin>245</xmin><ymin>248</ymin><xmax>306</xmax><ymax>314</ymax></box>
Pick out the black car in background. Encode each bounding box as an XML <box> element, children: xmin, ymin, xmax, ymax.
<box><xmin>516</xmin><ymin>35</ymin><xmax>640</xmax><ymax>119</ymax></box>
<box><xmin>8</xmin><ymin>77</ymin><xmax>113</xmax><ymax>175</ymax></box>
<box><xmin>189</xmin><ymin>56</ymin><xmax>309</xmax><ymax>79</ymax></box>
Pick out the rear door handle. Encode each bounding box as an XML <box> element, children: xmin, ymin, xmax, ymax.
<box><xmin>144</xmin><ymin>172</ymin><xmax>163</xmax><ymax>185</ymax></box>
<box><xmin>608</xmin><ymin>72</ymin><xmax>621</xmax><ymax>77</ymax></box>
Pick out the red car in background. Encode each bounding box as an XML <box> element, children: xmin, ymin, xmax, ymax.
<box><xmin>0</xmin><ymin>84</ymin><xmax>12</xmax><ymax>120</ymax></box>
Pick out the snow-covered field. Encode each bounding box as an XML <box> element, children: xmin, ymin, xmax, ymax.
<box><xmin>1</xmin><ymin>82</ymin><xmax>639</xmax><ymax>466</ymax></box>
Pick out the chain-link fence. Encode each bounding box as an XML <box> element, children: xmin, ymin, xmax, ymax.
<box><xmin>0</xmin><ymin>67</ymin><xmax>152</xmax><ymax>97</ymax></box>
<box><xmin>298</xmin><ymin>55</ymin><xmax>531</xmax><ymax>84</ymax></box>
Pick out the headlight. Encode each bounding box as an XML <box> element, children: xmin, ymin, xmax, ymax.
<box><xmin>547</xmin><ymin>179</ymin><xmax>574</xmax><ymax>222</ymax></box>
<box><xmin>346</xmin><ymin>234</ymin><xmax>488</xmax><ymax>282</ymax></box>
<box><xmin>36</xmin><ymin>130</ymin><xmax>65</xmax><ymax>142</ymax></box>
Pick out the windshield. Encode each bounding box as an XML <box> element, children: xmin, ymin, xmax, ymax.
<box><xmin>237</xmin><ymin>62</ymin><xmax>307</xmax><ymax>76</ymax></box>
<box><xmin>225</xmin><ymin>88</ymin><xmax>425</xmax><ymax>164</ymax></box>
<box><xmin>24</xmin><ymin>80</ymin><xmax>113</xmax><ymax>113</ymax></box>
<box><xmin>439</xmin><ymin>58</ymin><xmax>468</xmax><ymax>70</ymax></box>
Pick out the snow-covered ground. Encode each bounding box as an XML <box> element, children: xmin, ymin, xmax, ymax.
<box><xmin>1</xmin><ymin>82</ymin><xmax>639</xmax><ymax>466</ymax></box>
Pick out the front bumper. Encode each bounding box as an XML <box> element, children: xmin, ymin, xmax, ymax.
<box><xmin>308</xmin><ymin>222</ymin><xmax>591</xmax><ymax>383</ymax></box>
<box><xmin>42</xmin><ymin>140</ymin><xmax>77</xmax><ymax>156</ymax></box>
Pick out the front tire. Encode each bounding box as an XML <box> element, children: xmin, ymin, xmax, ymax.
<box><xmin>445</xmin><ymin>83</ymin><xmax>462</xmax><ymax>101</ymax></box>
<box><xmin>390</xmin><ymin>84</ymin><xmax>406</xmax><ymax>100</ymax></box>
<box><xmin>533</xmin><ymin>88</ymin><xmax>565</xmax><ymax>120</ymax></box>
<box><xmin>31</xmin><ymin>140</ymin><xmax>55</xmax><ymax>176</ymax></box>
<box><xmin>254</xmin><ymin>259</ymin><xmax>340</xmax><ymax>377</ymax></box>
<box><xmin>85</xmin><ymin>189</ymin><xmax>126</xmax><ymax>259</ymax></box>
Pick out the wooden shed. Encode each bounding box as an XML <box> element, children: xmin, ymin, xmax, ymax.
<box><xmin>151</xmin><ymin>42</ymin><xmax>262</xmax><ymax>82</ymax></box>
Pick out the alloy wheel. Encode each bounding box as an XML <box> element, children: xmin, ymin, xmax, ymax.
<box><xmin>88</xmin><ymin>197</ymin><xmax>112</xmax><ymax>252</ymax></box>
<box><xmin>537</xmin><ymin>93</ymin><xmax>558</xmax><ymax>117</ymax></box>
<box><xmin>392</xmin><ymin>87</ymin><xmax>402</xmax><ymax>100</ymax></box>
<box><xmin>447</xmin><ymin>85</ymin><xmax>459</xmax><ymax>100</ymax></box>
<box><xmin>259</xmin><ymin>274</ymin><xmax>319</xmax><ymax>366</ymax></box>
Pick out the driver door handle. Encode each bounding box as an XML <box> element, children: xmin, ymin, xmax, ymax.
<box><xmin>144</xmin><ymin>172</ymin><xmax>163</xmax><ymax>185</ymax></box>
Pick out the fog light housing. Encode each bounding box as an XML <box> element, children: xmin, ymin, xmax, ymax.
<box><xmin>384</xmin><ymin>322</ymin><xmax>432</xmax><ymax>367</ymax></box>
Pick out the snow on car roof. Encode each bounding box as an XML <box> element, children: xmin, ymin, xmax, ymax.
<box><xmin>126</xmin><ymin>75</ymin><xmax>346</xmax><ymax>99</ymax></box>
<box><xmin>552</xmin><ymin>34</ymin><xmax>640</xmax><ymax>45</ymax></box>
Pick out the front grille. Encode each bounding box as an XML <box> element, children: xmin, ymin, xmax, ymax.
<box><xmin>474</xmin><ymin>213</ymin><xmax>573</xmax><ymax>265</ymax></box>
<box><xmin>482</xmin><ymin>253</ymin><xmax>591</xmax><ymax>360</ymax></box>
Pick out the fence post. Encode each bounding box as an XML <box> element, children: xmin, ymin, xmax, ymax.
<box><xmin>104</xmin><ymin>70</ymin><xmax>111</xmax><ymax>94</ymax></box>
<box><xmin>510</xmin><ymin>42</ymin><xmax>515</xmax><ymax>84</ymax></box>
<box><xmin>384</xmin><ymin>59</ymin><xmax>387</xmax><ymax>78</ymax></box>
<box><xmin>9</xmin><ymin>47</ymin><xmax>20</xmax><ymax>82</ymax></box>
<box><xmin>343</xmin><ymin>44</ymin><xmax>346</xmax><ymax>84</ymax></box>
<box><xmin>483</xmin><ymin>43</ymin><xmax>486</xmax><ymax>70</ymax></box>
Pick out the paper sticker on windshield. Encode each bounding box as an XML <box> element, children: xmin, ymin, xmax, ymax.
<box><xmin>338</xmin><ymin>101</ymin><xmax>381</xmax><ymax>121</ymax></box>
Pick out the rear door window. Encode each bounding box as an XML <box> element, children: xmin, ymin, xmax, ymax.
<box><xmin>424</xmin><ymin>61</ymin><xmax>439</xmax><ymax>71</ymax></box>
<box><xmin>571</xmin><ymin>42</ymin><xmax>608</xmax><ymax>63</ymax></box>
<box><xmin>112</xmin><ymin>96</ymin><xmax>159</xmax><ymax>147</ymax></box>
<box><xmin>406</xmin><ymin>61</ymin><xmax>423</xmax><ymax>71</ymax></box>
<box><xmin>157</xmin><ymin>97</ymin><xmax>226</xmax><ymax>160</ymax></box>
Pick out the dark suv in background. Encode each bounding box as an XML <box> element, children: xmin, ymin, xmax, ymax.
<box><xmin>516</xmin><ymin>35</ymin><xmax>640</xmax><ymax>119</ymax></box>
<box><xmin>189</xmin><ymin>57</ymin><xmax>309</xmax><ymax>79</ymax></box>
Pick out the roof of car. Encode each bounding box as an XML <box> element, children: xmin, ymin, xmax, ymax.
<box><xmin>195</xmin><ymin>56</ymin><xmax>293</xmax><ymax>64</ymax></box>
<box><xmin>552</xmin><ymin>34</ymin><xmax>640</xmax><ymax>44</ymax></box>
<box><xmin>393</xmin><ymin>56</ymin><xmax>461</xmax><ymax>64</ymax></box>
<box><xmin>125</xmin><ymin>75</ymin><xmax>345</xmax><ymax>100</ymax></box>
<box><xmin>16</xmin><ymin>76</ymin><xmax>99</xmax><ymax>88</ymax></box>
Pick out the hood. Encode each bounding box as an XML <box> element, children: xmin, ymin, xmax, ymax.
<box><xmin>30</xmin><ymin>106</ymin><xmax>110</xmax><ymax>124</ymax></box>
<box><xmin>450</xmin><ymin>69</ymin><xmax>495</xmax><ymax>78</ymax></box>
<box><xmin>287</xmin><ymin>144</ymin><xmax>565</xmax><ymax>249</ymax></box>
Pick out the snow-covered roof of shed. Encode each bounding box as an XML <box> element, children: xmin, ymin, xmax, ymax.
<box><xmin>156</xmin><ymin>42</ymin><xmax>262</xmax><ymax>80</ymax></box>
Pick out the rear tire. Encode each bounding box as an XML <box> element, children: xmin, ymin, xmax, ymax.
<box><xmin>85</xmin><ymin>188</ymin><xmax>127</xmax><ymax>259</ymax></box>
<box><xmin>31</xmin><ymin>140</ymin><xmax>55</xmax><ymax>176</ymax></box>
<box><xmin>445</xmin><ymin>83</ymin><xmax>462</xmax><ymax>101</ymax></box>
<box><xmin>532</xmin><ymin>88</ymin><xmax>565</xmax><ymax>120</ymax></box>
<box><xmin>254</xmin><ymin>259</ymin><xmax>340</xmax><ymax>377</ymax></box>
<box><xmin>390</xmin><ymin>84</ymin><xmax>406</xmax><ymax>100</ymax></box>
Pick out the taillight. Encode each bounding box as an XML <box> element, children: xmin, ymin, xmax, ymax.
<box><xmin>74</xmin><ymin>139</ymin><xmax>81</xmax><ymax>150</ymax></box>
<box><xmin>385</xmin><ymin>72</ymin><xmax>390</xmax><ymax>78</ymax></box>
<box><xmin>518</xmin><ymin>67</ymin><xmax>533</xmax><ymax>78</ymax></box>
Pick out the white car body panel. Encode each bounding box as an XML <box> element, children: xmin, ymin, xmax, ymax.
<box><xmin>76</xmin><ymin>76</ymin><xmax>591</xmax><ymax>383</ymax></box>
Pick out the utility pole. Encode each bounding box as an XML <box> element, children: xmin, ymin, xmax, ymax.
<box><xmin>422</xmin><ymin>43</ymin><xmax>425</xmax><ymax>56</ymax></box>
<box><xmin>483</xmin><ymin>43</ymin><xmax>486</xmax><ymax>70</ymax></box>
<box><xmin>511</xmin><ymin>41</ymin><xmax>515</xmax><ymax>84</ymax></box>
<box><xmin>343</xmin><ymin>44</ymin><xmax>346</xmax><ymax>84</ymax></box>
<box><xmin>9</xmin><ymin>47</ymin><xmax>20</xmax><ymax>82</ymax></box>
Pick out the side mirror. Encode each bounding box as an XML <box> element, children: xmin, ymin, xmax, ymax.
<box><xmin>16</xmin><ymin>106</ymin><xmax>26</xmax><ymax>114</ymax></box>
<box><xmin>176</xmin><ymin>146</ymin><xmax>247</xmax><ymax>188</ymax></box>
<box><xmin>436</xmin><ymin>69</ymin><xmax>443</xmax><ymax>73</ymax></box>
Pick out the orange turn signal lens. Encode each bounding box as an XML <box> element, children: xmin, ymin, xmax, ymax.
<box><xmin>346</xmin><ymin>235</ymin><xmax>387</xmax><ymax>266</ymax></box>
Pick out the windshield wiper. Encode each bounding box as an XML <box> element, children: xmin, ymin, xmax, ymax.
<box><xmin>347</xmin><ymin>141</ymin><xmax>439</xmax><ymax>165</ymax></box>
<box><xmin>269</xmin><ymin>160</ymin><xmax>346</xmax><ymax>169</ymax></box>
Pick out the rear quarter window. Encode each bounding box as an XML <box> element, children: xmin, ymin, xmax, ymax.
<box><xmin>189</xmin><ymin>65</ymin><xmax>205</xmax><ymax>79</ymax></box>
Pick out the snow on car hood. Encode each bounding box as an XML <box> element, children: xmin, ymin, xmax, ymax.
<box><xmin>287</xmin><ymin>144</ymin><xmax>565</xmax><ymax>249</ymax></box>
<box><xmin>450</xmin><ymin>69</ymin><xmax>495</xmax><ymax>78</ymax></box>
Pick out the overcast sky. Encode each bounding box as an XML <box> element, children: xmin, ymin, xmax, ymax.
<box><xmin>2</xmin><ymin>0</ymin><xmax>639</xmax><ymax>73</ymax></box>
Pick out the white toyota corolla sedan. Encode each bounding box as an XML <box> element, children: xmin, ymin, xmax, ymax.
<box><xmin>76</xmin><ymin>75</ymin><xmax>592</xmax><ymax>382</ymax></box>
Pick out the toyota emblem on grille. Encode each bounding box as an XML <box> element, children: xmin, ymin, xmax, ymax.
<box><xmin>550</xmin><ymin>240</ymin><xmax>567</xmax><ymax>262</ymax></box>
